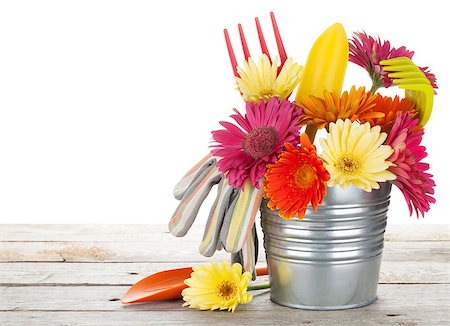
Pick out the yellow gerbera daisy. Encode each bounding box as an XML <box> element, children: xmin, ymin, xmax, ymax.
<box><xmin>235</xmin><ymin>54</ymin><xmax>303</xmax><ymax>103</ymax></box>
<box><xmin>182</xmin><ymin>261</ymin><xmax>252</xmax><ymax>312</ymax></box>
<box><xmin>319</xmin><ymin>119</ymin><xmax>396</xmax><ymax>192</ymax></box>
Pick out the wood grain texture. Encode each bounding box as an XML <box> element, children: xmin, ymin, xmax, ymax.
<box><xmin>0</xmin><ymin>284</ymin><xmax>448</xmax><ymax>311</ymax></box>
<box><xmin>0</xmin><ymin>286</ymin><xmax>449</xmax><ymax>326</ymax></box>
<box><xmin>1</xmin><ymin>310</ymin><xmax>449</xmax><ymax>326</ymax></box>
<box><xmin>0</xmin><ymin>260</ymin><xmax>448</xmax><ymax>286</ymax></box>
<box><xmin>1</xmin><ymin>224</ymin><xmax>448</xmax><ymax>242</ymax></box>
<box><xmin>0</xmin><ymin>224</ymin><xmax>449</xmax><ymax>326</ymax></box>
<box><xmin>0</xmin><ymin>240</ymin><xmax>448</xmax><ymax>264</ymax></box>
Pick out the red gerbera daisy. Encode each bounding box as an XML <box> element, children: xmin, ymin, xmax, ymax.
<box><xmin>211</xmin><ymin>97</ymin><xmax>301</xmax><ymax>189</ymax></box>
<box><xmin>263</xmin><ymin>133</ymin><xmax>330</xmax><ymax>219</ymax></box>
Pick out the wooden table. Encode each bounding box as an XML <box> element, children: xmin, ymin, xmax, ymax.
<box><xmin>0</xmin><ymin>224</ymin><xmax>449</xmax><ymax>325</ymax></box>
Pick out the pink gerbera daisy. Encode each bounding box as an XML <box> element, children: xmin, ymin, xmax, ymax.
<box><xmin>211</xmin><ymin>97</ymin><xmax>301</xmax><ymax>189</ymax></box>
<box><xmin>349</xmin><ymin>32</ymin><xmax>414</xmax><ymax>90</ymax></box>
<box><xmin>420</xmin><ymin>66</ymin><xmax>439</xmax><ymax>93</ymax></box>
<box><xmin>385</xmin><ymin>112</ymin><xmax>436</xmax><ymax>217</ymax></box>
<box><xmin>349</xmin><ymin>32</ymin><xmax>439</xmax><ymax>94</ymax></box>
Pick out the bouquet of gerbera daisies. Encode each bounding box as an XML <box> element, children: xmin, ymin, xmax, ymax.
<box><xmin>168</xmin><ymin>12</ymin><xmax>436</xmax><ymax>284</ymax></box>
<box><xmin>212</xmin><ymin>19</ymin><xmax>436</xmax><ymax>220</ymax></box>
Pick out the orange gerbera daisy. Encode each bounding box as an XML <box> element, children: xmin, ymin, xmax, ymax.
<box><xmin>360</xmin><ymin>94</ymin><xmax>417</xmax><ymax>131</ymax></box>
<box><xmin>297</xmin><ymin>86</ymin><xmax>383</xmax><ymax>129</ymax></box>
<box><xmin>263</xmin><ymin>134</ymin><xmax>330</xmax><ymax>219</ymax></box>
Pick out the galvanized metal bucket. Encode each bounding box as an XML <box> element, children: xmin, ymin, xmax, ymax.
<box><xmin>261</xmin><ymin>183</ymin><xmax>391</xmax><ymax>310</ymax></box>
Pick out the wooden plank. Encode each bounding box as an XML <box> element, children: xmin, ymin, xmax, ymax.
<box><xmin>0</xmin><ymin>262</ymin><xmax>267</xmax><ymax>286</ymax></box>
<box><xmin>1</xmin><ymin>309</ymin><xmax>449</xmax><ymax>326</ymax></box>
<box><xmin>0</xmin><ymin>284</ymin><xmax>448</xmax><ymax>313</ymax></box>
<box><xmin>0</xmin><ymin>240</ymin><xmax>448</xmax><ymax>263</ymax></box>
<box><xmin>0</xmin><ymin>224</ymin><xmax>173</xmax><ymax>242</ymax></box>
<box><xmin>0</xmin><ymin>262</ymin><xmax>182</xmax><ymax>286</ymax></box>
<box><xmin>385</xmin><ymin>224</ymin><xmax>450</xmax><ymax>242</ymax></box>
<box><xmin>379</xmin><ymin>261</ymin><xmax>449</xmax><ymax>284</ymax></box>
<box><xmin>0</xmin><ymin>240</ymin><xmax>230</xmax><ymax>262</ymax></box>
<box><xmin>0</xmin><ymin>261</ymin><xmax>448</xmax><ymax>286</ymax></box>
<box><xmin>1</xmin><ymin>224</ymin><xmax>448</xmax><ymax>242</ymax></box>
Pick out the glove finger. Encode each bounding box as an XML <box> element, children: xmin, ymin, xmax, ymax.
<box><xmin>223</xmin><ymin>180</ymin><xmax>264</xmax><ymax>253</ymax></box>
<box><xmin>231</xmin><ymin>224</ymin><xmax>257</xmax><ymax>280</ymax></box>
<box><xmin>199</xmin><ymin>179</ymin><xmax>234</xmax><ymax>257</ymax></box>
<box><xmin>169</xmin><ymin>166</ymin><xmax>221</xmax><ymax>236</ymax></box>
<box><xmin>173</xmin><ymin>154</ymin><xmax>214</xmax><ymax>200</ymax></box>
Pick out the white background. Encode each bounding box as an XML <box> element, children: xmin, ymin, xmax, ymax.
<box><xmin>0</xmin><ymin>0</ymin><xmax>448</xmax><ymax>224</ymax></box>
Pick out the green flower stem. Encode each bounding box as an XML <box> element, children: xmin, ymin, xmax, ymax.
<box><xmin>305</xmin><ymin>125</ymin><xmax>318</xmax><ymax>143</ymax></box>
<box><xmin>370</xmin><ymin>83</ymin><xmax>380</xmax><ymax>93</ymax></box>
<box><xmin>247</xmin><ymin>281</ymin><xmax>271</xmax><ymax>291</ymax></box>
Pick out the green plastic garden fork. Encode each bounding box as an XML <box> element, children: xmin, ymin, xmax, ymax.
<box><xmin>380</xmin><ymin>57</ymin><xmax>434</xmax><ymax>126</ymax></box>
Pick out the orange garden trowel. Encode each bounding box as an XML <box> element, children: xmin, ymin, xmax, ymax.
<box><xmin>122</xmin><ymin>265</ymin><xmax>268</xmax><ymax>304</ymax></box>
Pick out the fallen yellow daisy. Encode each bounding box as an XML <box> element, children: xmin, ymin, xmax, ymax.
<box><xmin>182</xmin><ymin>261</ymin><xmax>253</xmax><ymax>312</ymax></box>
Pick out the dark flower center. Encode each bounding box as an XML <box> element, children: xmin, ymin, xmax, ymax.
<box><xmin>217</xmin><ymin>280</ymin><xmax>237</xmax><ymax>300</ymax></box>
<box><xmin>243</xmin><ymin>126</ymin><xmax>279</xmax><ymax>159</ymax></box>
<box><xmin>336</xmin><ymin>155</ymin><xmax>360</xmax><ymax>174</ymax></box>
<box><xmin>294</xmin><ymin>165</ymin><xmax>315</xmax><ymax>189</ymax></box>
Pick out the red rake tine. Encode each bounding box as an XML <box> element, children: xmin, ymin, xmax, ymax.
<box><xmin>224</xmin><ymin>29</ymin><xmax>239</xmax><ymax>77</ymax></box>
<box><xmin>224</xmin><ymin>12</ymin><xmax>288</xmax><ymax>78</ymax></box>
<box><xmin>224</xmin><ymin>25</ymin><xmax>251</xmax><ymax>78</ymax></box>
<box><xmin>255</xmin><ymin>17</ymin><xmax>272</xmax><ymax>64</ymax></box>
<box><xmin>238</xmin><ymin>24</ymin><xmax>250</xmax><ymax>61</ymax></box>
<box><xmin>270</xmin><ymin>12</ymin><xmax>287</xmax><ymax>69</ymax></box>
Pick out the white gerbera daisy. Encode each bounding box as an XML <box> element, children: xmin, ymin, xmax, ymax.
<box><xmin>319</xmin><ymin>119</ymin><xmax>396</xmax><ymax>192</ymax></box>
<box><xmin>235</xmin><ymin>54</ymin><xmax>302</xmax><ymax>103</ymax></box>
